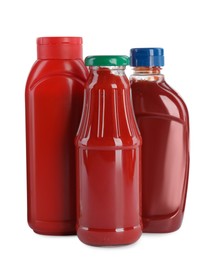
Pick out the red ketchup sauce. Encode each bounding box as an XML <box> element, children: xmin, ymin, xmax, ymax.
<box><xmin>130</xmin><ymin>47</ymin><xmax>189</xmax><ymax>233</ymax></box>
<box><xmin>75</xmin><ymin>56</ymin><xmax>142</xmax><ymax>245</ymax></box>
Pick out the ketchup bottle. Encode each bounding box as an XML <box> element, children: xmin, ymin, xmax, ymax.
<box><xmin>130</xmin><ymin>48</ymin><xmax>190</xmax><ymax>233</ymax></box>
<box><xmin>25</xmin><ymin>37</ymin><xmax>88</xmax><ymax>235</ymax></box>
<box><xmin>75</xmin><ymin>56</ymin><xmax>142</xmax><ymax>245</ymax></box>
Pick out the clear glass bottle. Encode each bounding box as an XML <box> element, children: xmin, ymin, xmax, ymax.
<box><xmin>75</xmin><ymin>56</ymin><xmax>142</xmax><ymax>245</ymax></box>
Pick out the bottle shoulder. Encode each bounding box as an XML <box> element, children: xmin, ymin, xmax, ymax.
<box><xmin>76</xmin><ymin>85</ymin><xmax>142</xmax><ymax>149</ymax></box>
<box><xmin>26</xmin><ymin>59</ymin><xmax>88</xmax><ymax>90</ymax></box>
<box><xmin>130</xmin><ymin>78</ymin><xmax>189</xmax><ymax>123</ymax></box>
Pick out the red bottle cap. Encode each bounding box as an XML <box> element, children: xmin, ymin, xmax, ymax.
<box><xmin>37</xmin><ymin>37</ymin><xmax>83</xmax><ymax>60</ymax></box>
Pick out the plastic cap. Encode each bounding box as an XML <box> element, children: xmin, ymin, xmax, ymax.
<box><xmin>85</xmin><ymin>55</ymin><xmax>129</xmax><ymax>66</ymax></box>
<box><xmin>37</xmin><ymin>37</ymin><xmax>83</xmax><ymax>60</ymax></box>
<box><xmin>130</xmin><ymin>48</ymin><xmax>164</xmax><ymax>67</ymax></box>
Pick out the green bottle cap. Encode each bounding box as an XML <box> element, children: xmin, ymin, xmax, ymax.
<box><xmin>85</xmin><ymin>55</ymin><xmax>129</xmax><ymax>66</ymax></box>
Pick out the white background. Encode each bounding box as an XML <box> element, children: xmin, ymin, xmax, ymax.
<box><xmin>0</xmin><ymin>0</ymin><xmax>213</xmax><ymax>259</ymax></box>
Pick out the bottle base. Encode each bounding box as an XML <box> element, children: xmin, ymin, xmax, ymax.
<box><xmin>143</xmin><ymin>211</ymin><xmax>184</xmax><ymax>233</ymax></box>
<box><xmin>28</xmin><ymin>219</ymin><xmax>76</xmax><ymax>236</ymax></box>
<box><xmin>77</xmin><ymin>225</ymin><xmax>142</xmax><ymax>246</ymax></box>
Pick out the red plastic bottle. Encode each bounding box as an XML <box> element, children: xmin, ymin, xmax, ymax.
<box><xmin>75</xmin><ymin>56</ymin><xmax>142</xmax><ymax>246</ymax></box>
<box><xmin>130</xmin><ymin>48</ymin><xmax>189</xmax><ymax>233</ymax></box>
<box><xmin>25</xmin><ymin>37</ymin><xmax>88</xmax><ymax>235</ymax></box>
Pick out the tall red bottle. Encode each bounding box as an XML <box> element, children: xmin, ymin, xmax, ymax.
<box><xmin>25</xmin><ymin>37</ymin><xmax>88</xmax><ymax>235</ymax></box>
<box><xmin>130</xmin><ymin>48</ymin><xmax>189</xmax><ymax>233</ymax></box>
<box><xmin>75</xmin><ymin>56</ymin><xmax>142</xmax><ymax>246</ymax></box>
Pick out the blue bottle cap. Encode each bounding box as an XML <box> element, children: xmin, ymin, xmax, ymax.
<box><xmin>130</xmin><ymin>48</ymin><xmax>164</xmax><ymax>67</ymax></box>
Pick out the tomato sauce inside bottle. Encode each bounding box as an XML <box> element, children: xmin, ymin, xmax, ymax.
<box><xmin>130</xmin><ymin>48</ymin><xmax>189</xmax><ymax>233</ymax></box>
<box><xmin>75</xmin><ymin>56</ymin><xmax>142</xmax><ymax>245</ymax></box>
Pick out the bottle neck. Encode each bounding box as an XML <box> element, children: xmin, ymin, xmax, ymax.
<box><xmin>89</xmin><ymin>66</ymin><xmax>127</xmax><ymax>78</ymax></box>
<box><xmin>131</xmin><ymin>66</ymin><xmax>164</xmax><ymax>81</ymax></box>
<box><xmin>87</xmin><ymin>66</ymin><xmax>128</xmax><ymax>89</ymax></box>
